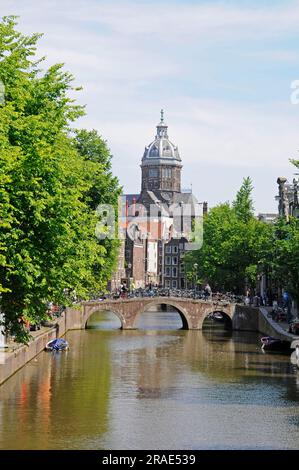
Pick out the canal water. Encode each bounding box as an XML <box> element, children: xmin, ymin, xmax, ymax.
<box><xmin>0</xmin><ymin>308</ymin><xmax>299</xmax><ymax>450</ymax></box>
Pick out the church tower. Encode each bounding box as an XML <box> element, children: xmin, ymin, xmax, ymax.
<box><xmin>140</xmin><ymin>110</ymin><xmax>182</xmax><ymax>200</ymax></box>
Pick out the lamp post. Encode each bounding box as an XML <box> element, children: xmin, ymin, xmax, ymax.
<box><xmin>193</xmin><ymin>263</ymin><xmax>198</xmax><ymax>298</ymax></box>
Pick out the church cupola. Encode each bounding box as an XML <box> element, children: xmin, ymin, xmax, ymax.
<box><xmin>141</xmin><ymin>110</ymin><xmax>182</xmax><ymax>194</ymax></box>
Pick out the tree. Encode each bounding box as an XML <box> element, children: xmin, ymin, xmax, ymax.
<box><xmin>232</xmin><ymin>176</ymin><xmax>254</xmax><ymax>223</ymax></box>
<box><xmin>73</xmin><ymin>129</ymin><xmax>122</xmax><ymax>290</ymax></box>
<box><xmin>185</xmin><ymin>179</ymin><xmax>273</xmax><ymax>294</ymax></box>
<box><xmin>268</xmin><ymin>217</ymin><xmax>299</xmax><ymax>302</ymax></box>
<box><xmin>0</xmin><ymin>16</ymin><xmax>121</xmax><ymax>342</ymax></box>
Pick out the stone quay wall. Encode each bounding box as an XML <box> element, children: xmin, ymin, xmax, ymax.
<box><xmin>0</xmin><ymin>307</ymin><xmax>82</xmax><ymax>386</ymax></box>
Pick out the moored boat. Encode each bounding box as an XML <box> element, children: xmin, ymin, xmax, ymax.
<box><xmin>261</xmin><ymin>336</ymin><xmax>291</xmax><ymax>352</ymax></box>
<box><xmin>213</xmin><ymin>312</ymin><xmax>224</xmax><ymax>321</ymax></box>
<box><xmin>45</xmin><ymin>338</ymin><xmax>69</xmax><ymax>351</ymax></box>
<box><xmin>290</xmin><ymin>341</ymin><xmax>299</xmax><ymax>368</ymax></box>
<box><xmin>207</xmin><ymin>312</ymin><xmax>224</xmax><ymax>322</ymax></box>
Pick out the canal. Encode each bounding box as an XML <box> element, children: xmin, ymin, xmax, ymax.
<box><xmin>0</xmin><ymin>308</ymin><xmax>299</xmax><ymax>450</ymax></box>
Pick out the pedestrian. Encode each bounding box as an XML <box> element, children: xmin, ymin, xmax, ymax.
<box><xmin>252</xmin><ymin>293</ymin><xmax>260</xmax><ymax>307</ymax></box>
<box><xmin>282</xmin><ymin>290</ymin><xmax>292</xmax><ymax>324</ymax></box>
<box><xmin>204</xmin><ymin>283</ymin><xmax>212</xmax><ymax>300</ymax></box>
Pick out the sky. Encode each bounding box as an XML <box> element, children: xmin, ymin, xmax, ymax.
<box><xmin>1</xmin><ymin>0</ymin><xmax>299</xmax><ymax>213</ymax></box>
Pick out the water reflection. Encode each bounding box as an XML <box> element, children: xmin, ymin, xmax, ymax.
<box><xmin>0</xmin><ymin>309</ymin><xmax>299</xmax><ymax>449</ymax></box>
<box><xmin>136</xmin><ymin>305</ymin><xmax>183</xmax><ymax>330</ymax></box>
<box><xmin>87</xmin><ymin>310</ymin><xmax>121</xmax><ymax>330</ymax></box>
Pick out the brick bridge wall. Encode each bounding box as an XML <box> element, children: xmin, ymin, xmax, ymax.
<box><xmin>81</xmin><ymin>297</ymin><xmax>236</xmax><ymax>330</ymax></box>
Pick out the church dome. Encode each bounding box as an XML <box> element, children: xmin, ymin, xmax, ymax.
<box><xmin>142</xmin><ymin>110</ymin><xmax>181</xmax><ymax>166</ymax></box>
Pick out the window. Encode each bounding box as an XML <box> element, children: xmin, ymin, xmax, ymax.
<box><xmin>166</xmin><ymin>256</ymin><xmax>171</xmax><ymax>265</ymax></box>
<box><xmin>173</xmin><ymin>246</ymin><xmax>178</xmax><ymax>254</ymax></box>
<box><xmin>165</xmin><ymin>280</ymin><xmax>170</xmax><ymax>288</ymax></box>
<box><xmin>172</xmin><ymin>267</ymin><xmax>177</xmax><ymax>277</ymax></box>
<box><xmin>162</xmin><ymin>168</ymin><xmax>172</xmax><ymax>178</ymax></box>
<box><xmin>172</xmin><ymin>257</ymin><xmax>178</xmax><ymax>265</ymax></box>
<box><xmin>165</xmin><ymin>245</ymin><xmax>172</xmax><ymax>254</ymax></box>
<box><xmin>172</xmin><ymin>280</ymin><xmax>177</xmax><ymax>288</ymax></box>
<box><xmin>149</xmin><ymin>169</ymin><xmax>158</xmax><ymax>178</ymax></box>
<box><xmin>165</xmin><ymin>267</ymin><xmax>171</xmax><ymax>277</ymax></box>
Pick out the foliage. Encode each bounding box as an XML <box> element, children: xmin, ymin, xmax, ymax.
<box><xmin>185</xmin><ymin>178</ymin><xmax>273</xmax><ymax>293</ymax></box>
<box><xmin>73</xmin><ymin>129</ymin><xmax>122</xmax><ymax>290</ymax></box>
<box><xmin>268</xmin><ymin>217</ymin><xmax>299</xmax><ymax>301</ymax></box>
<box><xmin>232</xmin><ymin>176</ymin><xmax>254</xmax><ymax>223</ymax></box>
<box><xmin>0</xmin><ymin>16</ymin><xmax>121</xmax><ymax>342</ymax></box>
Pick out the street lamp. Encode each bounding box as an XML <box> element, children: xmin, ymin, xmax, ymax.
<box><xmin>193</xmin><ymin>263</ymin><xmax>198</xmax><ymax>298</ymax></box>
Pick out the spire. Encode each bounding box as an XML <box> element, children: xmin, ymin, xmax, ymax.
<box><xmin>156</xmin><ymin>109</ymin><xmax>168</xmax><ymax>138</ymax></box>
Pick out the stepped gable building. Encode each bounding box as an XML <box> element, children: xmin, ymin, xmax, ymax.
<box><xmin>112</xmin><ymin>111</ymin><xmax>207</xmax><ymax>290</ymax></box>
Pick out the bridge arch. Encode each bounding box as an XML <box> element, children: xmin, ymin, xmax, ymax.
<box><xmin>201</xmin><ymin>309</ymin><xmax>233</xmax><ymax>329</ymax></box>
<box><xmin>133</xmin><ymin>298</ymin><xmax>191</xmax><ymax>330</ymax></box>
<box><xmin>83</xmin><ymin>304</ymin><xmax>125</xmax><ymax>329</ymax></box>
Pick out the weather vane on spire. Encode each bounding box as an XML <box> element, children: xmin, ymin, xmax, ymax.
<box><xmin>160</xmin><ymin>109</ymin><xmax>164</xmax><ymax>122</ymax></box>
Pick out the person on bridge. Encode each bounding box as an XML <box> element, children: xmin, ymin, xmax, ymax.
<box><xmin>204</xmin><ymin>283</ymin><xmax>212</xmax><ymax>300</ymax></box>
<box><xmin>282</xmin><ymin>290</ymin><xmax>292</xmax><ymax>324</ymax></box>
<box><xmin>120</xmin><ymin>282</ymin><xmax>128</xmax><ymax>298</ymax></box>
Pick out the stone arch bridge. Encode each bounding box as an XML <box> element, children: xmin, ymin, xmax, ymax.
<box><xmin>81</xmin><ymin>297</ymin><xmax>237</xmax><ymax>330</ymax></box>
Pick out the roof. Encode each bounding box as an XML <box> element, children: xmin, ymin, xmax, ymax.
<box><xmin>142</xmin><ymin>112</ymin><xmax>181</xmax><ymax>167</ymax></box>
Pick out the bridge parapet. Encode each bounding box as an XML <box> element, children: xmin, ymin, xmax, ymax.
<box><xmin>81</xmin><ymin>297</ymin><xmax>237</xmax><ymax>330</ymax></box>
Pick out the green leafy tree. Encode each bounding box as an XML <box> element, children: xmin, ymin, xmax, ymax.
<box><xmin>73</xmin><ymin>129</ymin><xmax>121</xmax><ymax>291</ymax></box>
<box><xmin>185</xmin><ymin>179</ymin><xmax>273</xmax><ymax>294</ymax></box>
<box><xmin>0</xmin><ymin>16</ymin><xmax>121</xmax><ymax>342</ymax></box>
<box><xmin>232</xmin><ymin>176</ymin><xmax>254</xmax><ymax>223</ymax></box>
<box><xmin>268</xmin><ymin>159</ymin><xmax>299</xmax><ymax>300</ymax></box>
<box><xmin>268</xmin><ymin>217</ymin><xmax>299</xmax><ymax>302</ymax></box>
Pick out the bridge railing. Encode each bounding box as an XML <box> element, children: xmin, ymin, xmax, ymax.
<box><xmin>88</xmin><ymin>288</ymin><xmax>245</xmax><ymax>305</ymax></box>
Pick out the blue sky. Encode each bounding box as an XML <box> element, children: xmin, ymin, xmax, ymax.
<box><xmin>2</xmin><ymin>0</ymin><xmax>299</xmax><ymax>212</ymax></box>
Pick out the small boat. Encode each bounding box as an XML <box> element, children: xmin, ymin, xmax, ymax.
<box><xmin>290</xmin><ymin>342</ymin><xmax>299</xmax><ymax>369</ymax></box>
<box><xmin>213</xmin><ymin>312</ymin><xmax>224</xmax><ymax>321</ymax></box>
<box><xmin>45</xmin><ymin>338</ymin><xmax>69</xmax><ymax>351</ymax></box>
<box><xmin>208</xmin><ymin>312</ymin><xmax>224</xmax><ymax>321</ymax></box>
<box><xmin>261</xmin><ymin>336</ymin><xmax>291</xmax><ymax>352</ymax></box>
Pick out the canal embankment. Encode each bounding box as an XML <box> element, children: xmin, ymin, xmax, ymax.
<box><xmin>0</xmin><ymin>307</ymin><xmax>82</xmax><ymax>385</ymax></box>
<box><xmin>233</xmin><ymin>305</ymin><xmax>298</xmax><ymax>342</ymax></box>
